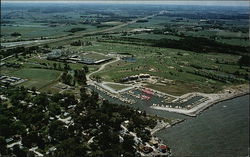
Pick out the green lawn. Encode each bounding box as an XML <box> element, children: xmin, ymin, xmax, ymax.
<box><xmin>4</xmin><ymin>68</ymin><xmax>61</xmax><ymax>89</ymax></box>
<box><xmin>83</xmin><ymin>53</ymin><xmax>110</xmax><ymax>60</ymax></box>
<box><xmin>78</xmin><ymin>40</ymin><xmax>248</xmax><ymax>94</ymax></box>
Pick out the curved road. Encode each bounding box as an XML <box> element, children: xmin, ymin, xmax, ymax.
<box><xmin>86</xmin><ymin>57</ymin><xmax>120</xmax><ymax>83</ymax></box>
<box><xmin>86</xmin><ymin>56</ymin><xmax>143</xmax><ymax>93</ymax></box>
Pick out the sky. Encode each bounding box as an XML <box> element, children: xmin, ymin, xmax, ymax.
<box><xmin>1</xmin><ymin>0</ymin><xmax>249</xmax><ymax>7</ymax></box>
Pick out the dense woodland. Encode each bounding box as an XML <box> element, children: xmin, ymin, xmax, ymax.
<box><xmin>153</xmin><ymin>36</ymin><xmax>250</xmax><ymax>55</ymax></box>
<box><xmin>99</xmin><ymin>35</ymin><xmax>250</xmax><ymax>56</ymax></box>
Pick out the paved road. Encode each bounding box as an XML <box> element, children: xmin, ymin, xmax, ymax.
<box><xmin>1</xmin><ymin>53</ymin><xmax>23</xmax><ymax>61</ymax></box>
<box><xmin>86</xmin><ymin>56</ymin><xmax>139</xmax><ymax>93</ymax></box>
<box><xmin>1</xmin><ymin>13</ymin><xmax>158</xmax><ymax>50</ymax></box>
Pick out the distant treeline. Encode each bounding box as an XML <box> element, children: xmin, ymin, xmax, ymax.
<box><xmin>153</xmin><ymin>37</ymin><xmax>250</xmax><ymax>55</ymax></box>
<box><xmin>0</xmin><ymin>46</ymin><xmax>49</xmax><ymax>59</ymax></box>
<box><xmin>187</xmin><ymin>69</ymin><xmax>246</xmax><ymax>83</ymax></box>
<box><xmin>67</xmin><ymin>27</ymin><xmax>86</xmax><ymax>33</ymax></box>
<box><xmin>136</xmin><ymin>19</ymin><xmax>148</xmax><ymax>23</ymax></box>
<box><xmin>100</xmin><ymin>35</ymin><xmax>249</xmax><ymax>56</ymax></box>
<box><xmin>159</xmin><ymin>13</ymin><xmax>249</xmax><ymax>20</ymax></box>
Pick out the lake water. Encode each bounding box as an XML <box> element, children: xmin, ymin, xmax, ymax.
<box><xmin>90</xmin><ymin>85</ymin><xmax>249</xmax><ymax>156</ymax></box>
<box><xmin>156</xmin><ymin>94</ymin><xmax>249</xmax><ymax>157</ymax></box>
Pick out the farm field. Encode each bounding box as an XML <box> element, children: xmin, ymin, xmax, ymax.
<box><xmin>1</xmin><ymin>3</ymin><xmax>154</xmax><ymax>43</ymax></box>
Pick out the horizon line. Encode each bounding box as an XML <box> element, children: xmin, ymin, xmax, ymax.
<box><xmin>1</xmin><ymin>1</ymin><xmax>249</xmax><ymax>7</ymax></box>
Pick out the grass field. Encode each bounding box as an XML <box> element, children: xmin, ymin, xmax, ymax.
<box><xmin>29</xmin><ymin>57</ymin><xmax>100</xmax><ymax>72</ymax></box>
<box><xmin>217</xmin><ymin>39</ymin><xmax>249</xmax><ymax>47</ymax></box>
<box><xmin>2</xmin><ymin>3</ymin><xmax>249</xmax><ymax>95</ymax></box>
<box><xmin>83</xmin><ymin>52</ymin><xmax>110</xmax><ymax>60</ymax></box>
<box><xmin>145</xmin><ymin>82</ymin><xmax>218</xmax><ymax>96</ymax></box>
<box><xmin>77</xmin><ymin>40</ymin><xmax>248</xmax><ymax>94</ymax></box>
<box><xmin>3</xmin><ymin>68</ymin><xmax>61</xmax><ymax>89</ymax></box>
<box><xmin>1</xmin><ymin>55</ymin><xmax>99</xmax><ymax>91</ymax></box>
<box><xmin>1</xmin><ymin>23</ymin><xmax>99</xmax><ymax>41</ymax></box>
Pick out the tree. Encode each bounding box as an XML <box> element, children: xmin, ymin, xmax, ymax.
<box><xmin>11</xmin><ymin>32</ymin><xmax>21</xmax><ymax>37</ymax></box>
<box><xmin>74</xmin><ymin>70</ymin><xmax>87</xmax><ymax>85</ymax></box>
<box><xmin>0</xmin><ymin>136</ymin><xmax>7</xmax><ymax>155</ymax></box>
<box><xmin>136</xmin><ymin>128</ymin><xmax>151</xmax><ymax>143</ymax></box>
<box><xmin>49</xmin><ymin>120</ymin><xmax>68</xmax><ymax>141</ymax></box>
<box><xmin>15</xmin><ymin>53</ymin><xmax>19</xmax><ymax>58</ymax></box>
<box><xmin>93</xmin><ymin>75</ymin><xmax>102</xmax><ymax>82</ymax></box>
<box><xmin>10</xmin><ymin>121</ymin><xmax>26</xmax><ymax>135</ymax></box>
<box><xmin>22</xmin><ymin>131</ymin><xmax>44</xmax><ymax>149</ymax></box>
<box><xmin>61</xmin><ymin>72</ymin><xmax>73</xmax><ymax>86</ymax></box>
<box><xmin>13</xmin><ymin>144</ymin><xmax>26</xmax><ymax>157</ymax></box>
<box><xmin>43</xmin><ymin>44</ymin><xmax>49</xmax><ymax>48</ymax></box>
<box><xmin>64</xmin><ymin>94</ymin><xmax>77</xmax><ymax>106</ymax></box>
<box><xmin>122</xmin><ymin>135</ymin><xmax>136</xmax><ymax>153</ymax></box>
<box><xmin>58</xmin><ymin>63</ymin><xmax>62</xmax><ymax>70</ymax></box>
<box><xmin>83</xmin><ymin>65</ymin><xmax>89</xmax><ymax>73</ymax></box>
<box><xmin>53</xmin><ymin>138</ymin><xmax>89</xmax><ymax>157</ymax></box>
<box><xmin>238</xmin><ymin>55</ymin><xmax>250</xmax><ymax>66</ymax></box>
<box><xmin>53</xmin><ymin>63</ymin><xmax>57</xmax><ymax>69</ymax></box>
<box><xmin>63</xmin><ymin>63</ymin><xmax>71</xmax><ymax>71</ymax></box>
<box><xmin>48</xmin><ymin>103</ymin><xmax>61</xmax><ymax>115</ymax></box>
<box><xmin>31</xmin><ymin>86</ymin><xmax>36</xmax><ymax>94</ymax></box>
<box><xmin>0</xmin><ymin>115</ymin><xmax>13</xmax><ymax>137</ymax></box>
<box><xmin>33</xmin><ymin>93</ymin><xmax>49</xmax><ymax>108</ymax></box>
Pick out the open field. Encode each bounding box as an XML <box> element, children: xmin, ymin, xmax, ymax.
<box><xmin>1</xmin><ymin>2</ymin><xmax>249</xmax><ymax>96</ymax></box>
<box><xmin>1</xmin><ymin>24</ymin><xmax>97</xmax><ymax>40</ymax></box>
<box><xmin>77</xmin><ymin>41</ymin><xmax>248</xmax><ymax>95</ymax></box>
<box><xmin>1</xmin><ymin>54</ymin><xmax>99</xmax><ymax>91</ymax></box>
<box><xmin>2</xmin><ymin>68</ymin><xmax>61</xmax><ymax>89</ymax></box>
<box><xmin>145</xmin><ymin>82</ymin><xmax>216</xmax><ymax>96</ymax></box>
<box><xmin>82</xmin><ymin>52</ymin><xmax>110</xmax><ymax>60</ymax></box>
<box><xmin>1</xmin><ymin>3</ymin><xmax>155</xmax><ymax>43</ymax></box>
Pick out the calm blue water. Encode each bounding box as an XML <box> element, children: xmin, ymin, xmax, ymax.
<box><xmin>90</xmin><ymin>85</ymin><xmax>249</xmax><ymax>156</ymax></box>
<box><xmin>156</xmin><ymin>95</ymin><xmax>249</xmax><ymax>157</ymax></box>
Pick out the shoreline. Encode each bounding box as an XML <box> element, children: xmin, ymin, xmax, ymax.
<box><xmin>189</xmin><ymin>92</ymin><xmax>249</xmax><ymax>117</ymax></box>
<box><xmin>151</xmin><ymin>90</ymin><xmax>249</xmax><ymax>156</ymax></box>
<box><xmin>151</xmin><ymin>119</ymin><xmax>186</xmax><ymax>135</ymax></box>
<box><xmin>150</xmin><ymin>85</ymin><xmax>249</xmax><ymax>117</ymax></box>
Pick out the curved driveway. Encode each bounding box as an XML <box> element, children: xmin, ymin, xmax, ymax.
<box><xmin>86</xmin><ymin>57</ymin><xmax>120</xmax><ymax>82</ymax></box>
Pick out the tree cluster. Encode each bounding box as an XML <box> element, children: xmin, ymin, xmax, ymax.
<box><xmin>70</xmin><ymin>40</ymin><xmax>92</xmax><ymax>46</ymax></box>
<box><xmin>154</xmin><ymin>36</ymin><xmax>249</xmax><ymax>56</ymax></box>
<box><xmin>0</xmin><ymin>85</ymin><xmax>156</xmax><ymax>157</ymax></box>
<box><xmin>67</xmin><ymin>28</ymin><xmax>86</xmax><ymax>33</ymax></box>
<box><xmin>11</xmin><ymin>32</ymin><xmax>21</xmax><ymax>37</ymax></box>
